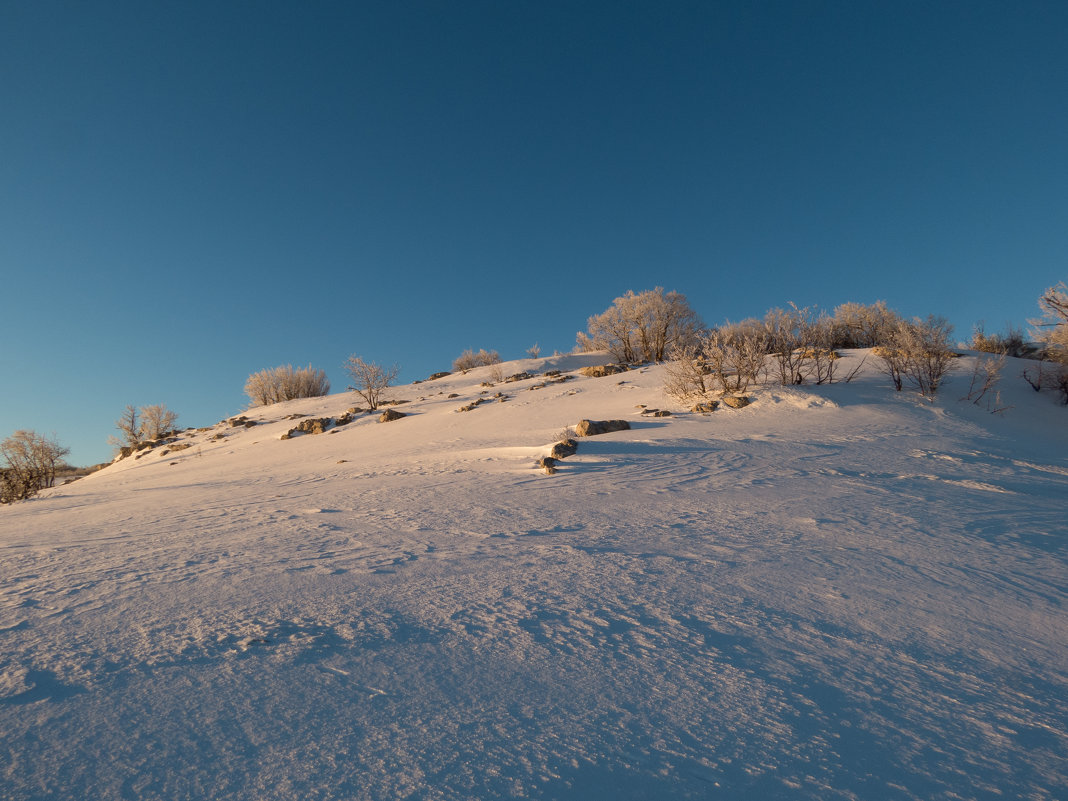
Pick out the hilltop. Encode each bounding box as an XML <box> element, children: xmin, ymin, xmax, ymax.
<box><xmin>1</xmin><ymin>351</ymin><xmax>1066</xmax><ymax>800</ymax></box>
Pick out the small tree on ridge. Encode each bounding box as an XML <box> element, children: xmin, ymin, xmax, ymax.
<box><xmin>343</xmin><ymin>356</ymin><xmax>399</xmax><ymax>411</ymax></box>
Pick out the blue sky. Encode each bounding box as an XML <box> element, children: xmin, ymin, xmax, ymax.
<box><xmin>2</xmin><ymin>0</ymin><xmax>1066</xmax><ymax>466</ymax></box>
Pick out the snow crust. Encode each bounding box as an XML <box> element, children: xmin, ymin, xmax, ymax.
<box><xmin>2</xmin><ymin>351</ymin><xmax>1066</xmax><ymax>799</ymax></box>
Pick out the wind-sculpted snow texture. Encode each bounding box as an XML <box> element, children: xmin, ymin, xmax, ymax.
<box><xmin>2</xmin><ymin>352</ymin><xmax>1066</xmax><ymax>800</ymax></box>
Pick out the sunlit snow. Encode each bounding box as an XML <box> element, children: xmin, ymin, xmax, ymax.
<box><xmin>2</xmin><ymin>351</ymin><xmax>1066</xmax><ymax>800</ymax></box>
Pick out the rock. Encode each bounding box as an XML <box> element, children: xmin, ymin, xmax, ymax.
<box><xmin>543</xmin><ymin>370</ymin><xmax>562</xmax><ymax>377</ymax></box>
<box><xmin>505</xmin><ymin>372</ymin><xmax>535</xmax><ymax>383</ymax></box>
<box><xmin>575</xmin><ymin>419</ymin><xmax>631</xmax><ymax>437</ymax></box>
<box><xmin>427</xmin><ymin>371</ymin><xmax>451</xmax><ymax>381</ymax></box>
<box><xmin>550</xmin><ymin>439</ymin><xmax>578</xmax><ymax>459</ymax></box>
<box><xmin>537</xmin><ymin>456</ymin><xmax>557</xmax><ymax>475</ymax></box>
<box><xmin>651</xmin><ymin>410</ymin><xmax>672</xmax><ymax>417</ymax></box>
<box><xmin>447</xmin><ymin>393</ymin><xmax>460</xmax><ymax>398</ymax></box>
<box><xmin>292</xmin><ymin>418</ymin><xmax>332</xmax><ymax>435</ymax></box>
<box><xmin>721</xmin><ymin>396</ymin><xmax>751</xmax><ymax>409</ymax></box>
<box><xmin>579</xmin><ymin>364</ymin><xmax>628</xmax><ymax>378</ymax></box>
<box><xmin>379</xmin><ymin>408</ymin><xmax>406</xmax><ymax>422</ymax></box>
<box><xmin>691</xmin><ymin>401</ymin><xmax>719</xmax><ymax>413</ymax></box>
<box><xmin>334</xmin><ymin>412</ymin><xmax>355</xmax><ymax>426</ymax></box>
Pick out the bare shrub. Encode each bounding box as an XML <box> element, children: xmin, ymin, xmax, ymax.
<box><xmin>874</xmin><ymin>341</ymin><xmax>908</xmax><ymax>392</ymax></box>
<box><xmin>343</xmin><ymin>356</ymin><xmax>399</xmax><ymax>411</ymax></box>
<box><xmin>579</xmin><ymin>287</ymin><xmax>704</xmax><ymax>363</ymax></box>
<box><xmin>971</xmin><ymin>323</ymin><xmax>1028</xmax><ymax>357</ymax></box>
<box><xmin>453</xmin><ymin>348</ymin><xmax>502</xmax><ymax>373</ymax></box>
<box><xmin>140</xmin><ymin>404</ymin><xmax>179</xmax><ymax>440</ymax></box>
<box><xmin>877</xmin><ymin>317</ymin><xmax>956</xmax><ymax>399</ymax></box>
<box><xmin>1023</xmin><ymin>361</ymin><xmax>1068</xmax><ymax>405</ymax></box>
<box><xmin>961</xmin><ymin>355</ymin><xmax>1011</xmax><ymax>412</ymax></box>
<box><xmin>1</xmin><ymin>430</ymin><xmax>70</xmax><ymax>503</ymax></box>
<box><xmin>527</xmin><ymin>343</ymin><xmax>541</xmax><ymax>359</ymax></box>
<box><xmin>713</xmin><ymin>323</ymin><xmax>768</xmax><ymax>394</ymax></box>
<box><xmin>488</xmin><ymin>364</ymin><xmax>505</xmax><ymax>384</ymax></box>
<box><xmin>807</xmin><ymin>314</ymin><xmax>841</xmax><ymax>385</ymax></box>
<box><xmin>764</xmin><ymin>304</ymin><xmax>813</xmax><ymax>385</ymax></box>
<box><xmin>1032</xmin><ymin>282</ymin><xmax>1068</xmax><ymax>364</ymax></box>
<box><xmin>109</xmin><ymin>404</ymin><xmax>179</xmax><ymax>451</ymax></box>
<box><xmin>830</xmin><ymin>301</ymin><xmax>903</xmax><ymax>348</ymax></box>
<box><xmin>112</xmin><ymin>405</ymin><xmax>143</xmax><ymax>448</ymax></box>
<box><xmin>245</xmin><ymin>365</ymin><xmax>330</xmax><ymax>406</ymax></box>
<box><xmin>663</xmin><ymin>343</ymin><xmax>713</xmax><ymax>402</ymax></box>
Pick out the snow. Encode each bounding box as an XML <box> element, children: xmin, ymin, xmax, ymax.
<box><xmin>2</xmin><ymin>351</ymin><xmax>1066</xmax><ymax>800</ymax></box>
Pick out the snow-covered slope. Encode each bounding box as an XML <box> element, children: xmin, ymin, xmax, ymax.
<box><xmin>2</xmin><ymin>352</ymin><xmax>1066</xmax><ymax>800</ymax></box>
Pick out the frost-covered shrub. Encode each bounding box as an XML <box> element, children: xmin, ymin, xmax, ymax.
<box><xmin>826</xmin><ymin>301</ymin><xmax>903</xmax><ymax>349</ymax></box>
<box><xmin>0</xmin><ymin>430</ymin><xmax>70</xmax><ymax>503</ymax></box>
<box><xmin>876</xmin><ymin>317</ymin><xmax>956</xmax><ymax>399</ymax></box>
<box><xmin>578</xmin><ymin>288</ymin><xmax>704</xmax><ymax>363</ymax></box>
<box><xmin>452</xmin><ymin>349</ymin><xmax>501</xmax><ymax>373</ymax></box>
<box><xmin>1032</xmin><ymin>282</ymin><xmax>1068</xmax><ymax>364</ymax></box>
<box><xmin>665</xmin><ymin>321</ymin><xmax>768</xmax><ymax>401</ymax></box>
<box><xmin>245</xmin><ymin>365</ymin><xmax>330</xmax><ymax>406</ymax></box>
<box><xmin>343</xmin><ymin>356</ymin><xmax>398</xmax><ymax>411</ymax></box>
<box><xmin>971</xmin><ymin>324</ymin><xmax>1028</xmax><ymax>357</ymax></box>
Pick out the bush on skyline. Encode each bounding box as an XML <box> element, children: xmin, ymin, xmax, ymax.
<box><xmin>245</xmin><ymin>365</ymin><xmax>331</xmax><ymax>407</ymax></box>
<box><xmin>577</xmin><ymin>287</ymin><xmax>704</xmax><ymax>363</ymax></box>
<box><xmin>109</xmin><ymin>403</ymin><xmax>180</xmax><ymax>449</ymax></box>
<box><xmin>452</xmin><ymin>348</ymin><xmax>501</xmax><ymax>373</ymax></box>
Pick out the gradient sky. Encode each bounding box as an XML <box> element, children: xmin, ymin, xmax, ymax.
<box><xmin>3</xmin><ymin>0</ymin><xmax>1067</xmax><ymax>466</ymax></box>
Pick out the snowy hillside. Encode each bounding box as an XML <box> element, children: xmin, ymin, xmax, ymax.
<box><xmin>2</xmin><ymin>351</ymin><xmax>1066</xmax><ymax>800</ymax></box>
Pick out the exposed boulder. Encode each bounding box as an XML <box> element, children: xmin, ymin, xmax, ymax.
<box><xmin>296</xmin><ymin>417</ymin><xmax>331</xmax><ymax>434</ymax></box>
<box><xmin>283</xmin><ymin>417</ymin><xmax>333</xmax><ymax>438</ymax></box>
<box><xmin>691</xmin><ymin>401</ymin><xmax>719</xmax><ymax>413</ymax></box>
<box><xmin>575</xmin><ymin>419</ymin><xmax>631</xmax><ymax>437</ymax></box>
<box><xmin>537</xmin><ymin>456</ymin><xmax>557</xmax><ymax>475</ymax></box>
<box><xmin>721</xmin><ymin>396</ymin><xmax>752</xmax><ymax>409</ymax></box>
<box><xmin>379</xmin><ymin>408</ymin><xmax>406</xmax><ymax>423</ymax></box>
<box><xmin>505</xmin><ymin>372</ymin><xmax>535</xmax><ymax>383</ymax></box>
<box><xmin>427</xmin><ymin>371</ymin><xmax>451</xmax><ymax>381</ymax></box>
<box><xmin>550</xmin><ymin>439</ymin><xmax>578</xmax><ymax>459</ymax></box>
<box><xmin>579</xmin><ymin>364</ymin><xmax>628</xmax><ymax>378</ymax></box>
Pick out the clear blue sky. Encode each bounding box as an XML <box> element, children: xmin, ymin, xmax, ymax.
<box><xmin>2</xmin><ymin>0</ymin><xmax>1066</xmax><ymax>466</ymax></box>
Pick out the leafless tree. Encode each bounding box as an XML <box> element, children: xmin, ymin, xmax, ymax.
<box><xmin>343</xmin><ymin>356</ymin><xmax>399</xmax><ymax>411</ymax></box>
<box><xmin>112</xmin><ymin>404</ymin><xmax>142</xmax><ymax>448</ymax></box>
<box><xmin>1</xmin><ymin>430</ymin><xmax>70</xmax><ymax>503</ymax></box>
<box><xmin>579</xmin><ymin>288</ymin><xmax>704</xmax><ymax>363</ymax></box>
